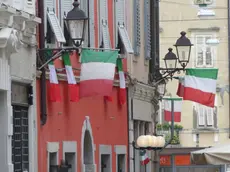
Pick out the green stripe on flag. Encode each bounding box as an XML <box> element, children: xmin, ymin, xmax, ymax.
<box><xmin>162</xmin><ymin>97</ymin><xmax>183</xmax><ymax>101</ymax></box>
<box><xmin>47</xmin><ymin>50</ymin><xmax>54</xmax><ymax>65</ymax></box>
<box><xmin>117</xmin><ymin>58</ymin><xmax>123</xmax><ymax>71</ymax></box>
<box><xmin>186</xmin><ymin>68</ymin><xmax>218</xmax><ymax>79</ymax></box>
<box><xmin>62</xmin><ymin>52</ymin><xmax>71</xmax><ymax>66</ymax></box>
<box><xmin>81</xmin><ymin>49</ymin><xmax>118</xmax><ymax>64</ymax></box>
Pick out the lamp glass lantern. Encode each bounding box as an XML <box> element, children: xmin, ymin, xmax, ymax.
<box><xmin>163</xmin><ymin>48</ymin><xmax>178</xmax><ymax>71</ymax></box>
<box><xmin>157</xmin><ymin>79</ymin><xmax>166</xmax><ymax>98</ymax></box>
<box><xmin>174</xmin><ymin>31</ymin><xmax>193</xmax><ymax>68</ymax></box>
<box><xmin>64</xmin><ymin>0</ymin><xmax>88</xmax><ymax>47</ymax></box>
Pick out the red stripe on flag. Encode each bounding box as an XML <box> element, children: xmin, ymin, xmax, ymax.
<box><xmin>183</xmin><ymin>87</ymin><xmax>215</xmax><ymax>107</ymax></box>
<box><xmin>164</xmin><ymin>111</ymin><xmax>181</xmax><ymax>122</ymax></box>
<box><xmin>68</xmin><ymin>84</ymin><xmax>79</xmax><ymax>102</ymax></box>
<box><xmin>49</xmin><ymin>83</ymin><xmax>61</xmax><ymax>102</ymax></box>
<box><xmin>177</xmin><ymin>83</ymin><xmax>184</xmax><ymax>97</ymax></box>
<box><xmin>80</xmin><ymin>79</ymin><xmax>113</xmax><ymax>98</ymax></box>
<box><xmin>119</xmin><ymin>88</ymin><xmax>126</xmax><ymax>105</ymax></box>
<box><xmin>141</xmin><ymin>158</ymin><xmax>150</xmax><ymax>165</ymax></box>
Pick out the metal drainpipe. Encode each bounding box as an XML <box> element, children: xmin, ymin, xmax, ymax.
<box><xmin>87</xmin><ymin>0</ymin><xmax>90</xmax><ymax>47</ymax></box>
<box><xmin>38</xmin><ymin>0</ymin><xmax>47</xmax><ymax>125</ymax></box>
<box><xmin>127</xmin><ymin>88</ymin><xmax>130</xmax><ymax>172</ymax></box>
<box><xmin>228</xmin><ymin>0</ymin><xmax>230</xmax><ymax>138</ymax></box>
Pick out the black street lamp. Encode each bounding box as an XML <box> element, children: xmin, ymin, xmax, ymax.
<box><xmin>163</xmin><ymin>48</ymin><xmax>178</xmax><ymax>72</ymax></box>
<box><xmin>174</xmin><ymin>31</ymin><xmax>193</xmax><ymax>68</ymax></box>
<box><xmin>64</xmin><ymin>0</ymin><xmax>88</xmax><ymax>47</ymax></box>
<box><xmin>156</xmin><ymin>31</ymin><xmax>193</xmax><ymax>82</ymax></box>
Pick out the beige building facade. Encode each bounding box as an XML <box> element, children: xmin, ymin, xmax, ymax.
<box><xmin>159</xmin><ymin>0</ymin><xmax>230</xmax><ymax>147</ymax></box>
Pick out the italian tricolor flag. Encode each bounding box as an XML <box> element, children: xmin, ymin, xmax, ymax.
<box><xmin>163</xmin><ymin>98</ymin><xmax>182</xmax><ymax>122</ymax></box>
<box><xmin>48</xmin><ymin>60</ymin><xmax>61</xmax><ymax>102</ymax></box>
<box><xmin>80</xmin><ymin>49</ymin><xmax>118</xmax><ymax>98</ymax></box>
<box><xmin>140</xmin><ymin>150</ymin><xmax>150</xmax><ymax>165</ymax></box>
<box><xmin>62</xmin><ymin>52</ymin><xmax>79</xmax><ymax>102</ymax></box>
<box><xmin>176</xmin><ymin>77</ymin><xmax>184</xmax><ymax>97</ymax></box>
<box><xmin>117</xmin><ymin>58</ymin><xmax>126</xmax><ymax>105</ymax></box>
<box><xmin>178</xmin><ymin>68</ymin><xmax>218</xmax><ymax>107</ymax></box>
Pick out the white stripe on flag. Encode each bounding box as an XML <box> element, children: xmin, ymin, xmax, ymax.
<box><xmin>184</xmin><ymin>75</ymin><xmax>216</xmax><ymax>94</ymax></box>
<box><xmin>48</xmin><ymin>64</ymin><xmax>58</xmax><ymax>84</ymax></box>
<box><xmin>65</xmin><ymin>65</ymin><xmax>76</xmax><ymax>84</ymax></box>
<box><xmin>119</xmin><ymin>71</ymin><xmax>126</xmax><ymax>88</ymax></box>
<box><xmin>80</xmin><ymin>62</ymin><xmax>116</xmax><ymax>81</ymax></box>
<box><xmin>164</xmin><ymin>100</ymin><xmax>182</xmax><ymax>112</ymax></box>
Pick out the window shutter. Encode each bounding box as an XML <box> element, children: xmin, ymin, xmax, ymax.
<box><xmin>198</xmin><ymin>105</ymin><xmax>205</xmax><ymax>126</ymax></box>
<box><xmin>47</xmin><ymin>11</ymin><xmax>66</xmax><ymax>43</ymax></box>
<box><xmin>195</xmin><ymin>36</ymin><xmax>205</xmax><ymax>67</ymax></box>
<box><xmin>102</xmin><ymin>23</ymin><xmax>111</xmax><ymax>49</ymax></box>
<box><xmin>205</xmin><ymin>36</ymin><xmax>214</xmax><ymax>67</ymax></box>
<box><xmin>206</xmin><ymin>107</ymin><xmax>214</xmax><ymax>126</ymax></box>
<box><xmin>45</xmin><ymin>0</ymin><xmax>55</xmax><ymax>12</ymax></box>
<box><xmin>115</xmin><ymin>0</ymin><xmax>133</xmax><ymax>54</ymax></box>
<box><xmin>133</xmin><ymin>0</ymin><xmax>140</xmax><ymax>56</ymax></box>
<box><xmin>100</xmin><ymin>0</ymin><xmax>108</xmax><ymax>23</ymax></box>
<box><xmin>60</xmin><ymin>0</ymin><xmax>73</xmax><ymax>25</ymax></box>
<box><xmin>115</xmin><ymin>0</ymin><xmax>125</xmax><ymax>26</ymax></box>
<box><xmin>89</xmin><ymin>0</ymin><xmax>95</xmax><ymax>47</ymax></box>
<box><xmin>193</xmin><ymin>106</ymin><xmax>197</xmax><ymax>129</ymax></box>
<box><xmin>144</xmin><ymin>0</ymin><xmax>151</xmax><ymax>59</ymax></box>
<box><xmin>99</xmin><ymin>0</ymin><xmax>110</xmax><ymax>48</ymax></box>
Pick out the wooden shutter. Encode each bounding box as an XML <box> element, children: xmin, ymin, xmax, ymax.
<box><xmin>89</xmin><ymin>0</ymin><xmax>95</xmax><ymax>47</ymax></box>
<box><xmin>102</xmin><ymin>23</ymin><xmax>111</xmax><ymax>49</ymax></box>
<box><xmin>133</xmin><ymin>0</ymin><xmax>140</xmax><ymax>55</ymax></box>
<box><xmin>204</xmin><ymin>36</ymin><xmax>214</xmax><ymax>67</ymax></box>
<box><xmin>115</xmin><ymin>0</ymin><xmax>133</xmax><ymax>54</ymax></box>
<box><xmin>193</xmin><ymin>106</ymin><xmax>197</xmax><ymax>129</ymax></box>
<box><xmin>195</xmin><ymin>36</ymin><xmax>205</xmax><ymax>67</ymax></box>
<box><xmin>60</xmin><ymin>0</ymin><xmax>73</xmax><ymax>25</ymax></box>
<box><xmin>198</xmin><ymin>105</ymin><xmax>205</xmax><ymax>126</ymax></box>
<box><xmin>144</xmin><ymin>0</ymin><xmax>151</xmax><ymax>59</ymax></box>
<box><xmin>99</xmin><ymin>0</ymin><xmax>110</xmax><ymax>48</ymax></box>
<box><xmin>206</xmin><ymin>107</ymin><xmax>214</xmax><ymax>126</ymax></box>
<box><xmin>47</xmin><ymin>11</ymin><xmax>66</xmax><ymax>43</ymax></box>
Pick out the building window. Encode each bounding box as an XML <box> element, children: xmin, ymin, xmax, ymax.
<box><xmin>47</xmin><ymin>142</ymin><xmax>59</xmax><ymax>172</ymax></box>
<box><xmin>114</xmin><ymin>0</ymin><xmax>134</xmax><ymax>54</ymax></box>
<box><xmin>99</xmin><ymin>145</ymin><xmax>112</xmax><ymax>172</ymax></box>
<box><xmin>12</xmin><ymin>106</ymin><xmax>29</xmax><ymax>172</ymax></box>
<box><xmin>63</xmin><ymin>141</ymin><xmax>77</xmax><ymax>172</ymax></box>
<box><xmin>195</xmin><ymin>34</ymin><xmax>215</xmax><ymax>68</ymax></box>
<box><xmin>114</xmin><ymin>145</ymin><xmax>126</xmax><ymax>172</ymax></box>
<box><xmin>194</xmin><ymin>102</ymin><xmax>217</xmax><ymax>129</ymax></box>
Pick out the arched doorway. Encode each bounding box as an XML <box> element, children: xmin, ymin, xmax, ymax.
<box><xmin>81</xmin><ymin>116</ymin><xmax>96</xmax><ymax>172</ymax></box>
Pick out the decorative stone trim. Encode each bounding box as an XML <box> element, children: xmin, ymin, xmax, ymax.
<box><xmin>188</xmin><ymin>27</ymin><xmax>220</xmax><ymax>32</ymax></box>
<box><xmin>131</xmin><ymin>82</ymin><xmax>155</xmax><ymax>102</ymax></box>
<box><xmin>81</xmin><ymin>116</ymin><xmax>96</xmax><ymax>172</ymax></box>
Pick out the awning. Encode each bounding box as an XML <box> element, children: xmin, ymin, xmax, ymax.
<box><xmin>191</xmin><ymin>144</ymin><xmax>230</xmax><ymax>165</ymax></box>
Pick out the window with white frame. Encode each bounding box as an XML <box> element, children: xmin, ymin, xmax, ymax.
<box><xmin>47</xmin><ymin>142</ymin><xmax>59</xmax><ymax>172</ymax></box>
<box><xmin>45</xmin><ymin>0</ymin><xmax>66</xmax><ymax>47</ymax></box>
<box><xmin>99</xmin><ymin>0</ymin><xmax>111</xmax><ymax>49</ymax></box>
<box><xmin>195</xmin><ymin>98</ymin><xmax>218</xmax><ymax>129</ymax></box>
<box><xmin>114</xmin><ymin>0</ymin><xmax>134</xmax><ymax>54</ymax></box>
<box><xmin>195</xmin><ymin>34</ymin><xmax>215</xmax><ymax>68</ymax></box>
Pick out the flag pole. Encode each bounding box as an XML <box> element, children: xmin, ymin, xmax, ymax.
<box><xmin>171</xmin><ymin>99</ymin><xmax>175</xmax><ymax>144</ymax></box>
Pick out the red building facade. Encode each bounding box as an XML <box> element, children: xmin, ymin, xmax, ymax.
<box><xmin>37</xmin><ymin>0</ymin><xmax>131</xmax><ymax>171</ymax></box>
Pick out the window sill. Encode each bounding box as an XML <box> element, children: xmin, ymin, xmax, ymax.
<box><xmin>192</xmin><ymin>128</ymin><xmax>219</xmax><ymax>133</ymax></box>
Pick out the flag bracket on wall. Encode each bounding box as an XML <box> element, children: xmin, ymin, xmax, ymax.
<box><xmin>37</xmin><ymin>47</ymin><xmax>121</xmax><ymax>70</ymax></box>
